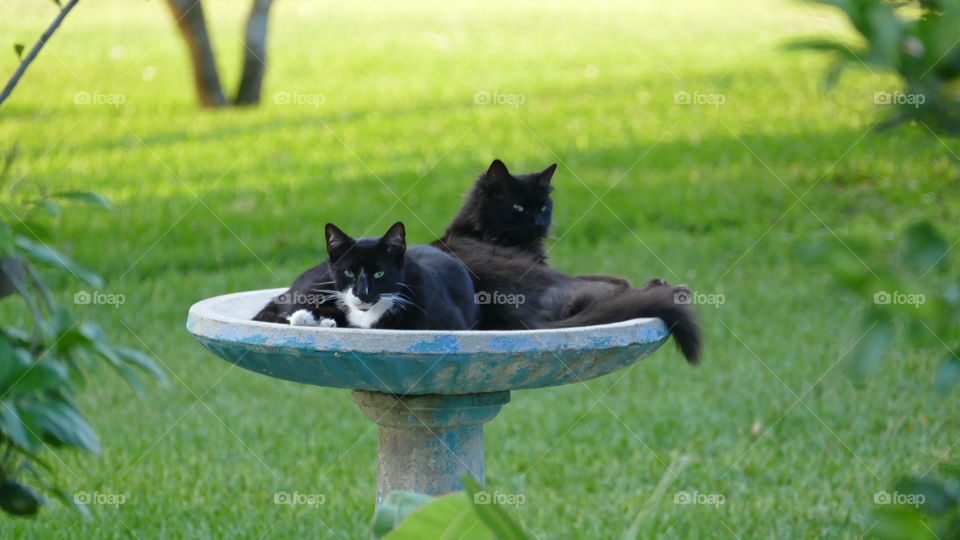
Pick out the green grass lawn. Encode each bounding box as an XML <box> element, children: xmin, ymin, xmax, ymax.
<box><xmin>1</xmin><ymin>0</ymin><xmax>958</xmax><ymax>537</ymax></box>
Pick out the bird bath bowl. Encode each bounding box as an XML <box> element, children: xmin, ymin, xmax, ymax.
<box><xmin>187</xmin><ymin>289</ymin><xmax>670</xmax><ymax>505</ymax></box>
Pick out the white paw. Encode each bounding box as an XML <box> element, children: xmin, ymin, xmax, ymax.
<box><xmin>287</xmin><ymin>309</ymin><xmax>320</xmax><ymax>326</ymax></box>
<box><xmin>317</xmin><ymin>317</ymin><xmax>337</xmax><ymax>328</ymax></box>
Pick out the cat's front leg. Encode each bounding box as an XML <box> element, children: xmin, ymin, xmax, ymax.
<box><xmin>287</xmin><ymin>309</ymin><xmax>338</xmax><ymax>327</ymax></box>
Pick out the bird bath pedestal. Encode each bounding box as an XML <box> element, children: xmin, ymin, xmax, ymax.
<box><xmin>187</xmin><ymin>289</ymin><xmax>669</xmax><ymax>506</ymax></box>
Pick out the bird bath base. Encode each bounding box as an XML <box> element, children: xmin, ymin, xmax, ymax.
<box><xmin>352</xmin><ymin>390</ymin><xmax>510</xmax><ymax>505</ymax></box>
<box><xmin>187</xmin><ymin>289</ymin><xmax>669</xmax><ymax>507</ymax></box>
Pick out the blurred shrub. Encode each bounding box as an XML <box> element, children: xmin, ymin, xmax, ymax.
<box><xmin>0</xmin><ymin>146</ymin><xmax>164</xmax><ymax>518</ymax></box>
<box><xmin>798</xmin><ymin>221</ymin><xmax>959</xmax><ymax>538</ymax></box>
<box><xmin>789</xmin><ymin>0</ymin><xmax>960</xmax><ymax>132</ymax></box>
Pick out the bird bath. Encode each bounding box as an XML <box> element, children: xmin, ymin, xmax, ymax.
<box><xmin>186</xmin><ymin>288</ymin><xmax>670</xmax><ymax>506</ymax></box>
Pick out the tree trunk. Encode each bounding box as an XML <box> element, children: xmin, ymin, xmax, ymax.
<box><xmin>234</xmin><ymin>0</ymin><xmax>275</xmax><ymax>105</ymax></box>
<box><xmin>165</xmin><ymin>0</ymin><xmax>226</xmax><ymax>108</ymax></box>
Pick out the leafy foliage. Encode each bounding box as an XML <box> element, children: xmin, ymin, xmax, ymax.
<box><xmin>799</xmin><ymin>221</ymin><xmax>960</xmax><ymax>537</ymax></box>
<box><xmin>0</xmin><ymin>145</ymin><xmax>164</xmax><ymax>518</ymax></box>
<box><xmin>788</xmin><ymin>0</ymin><xmax>960</xmax><ymax>132</ymax></box>
<box><xmin>371</xmin><ymin>477</ymin><xmax>531</xmax><ymax>539</ymax></box>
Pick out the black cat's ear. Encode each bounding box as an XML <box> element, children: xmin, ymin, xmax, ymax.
<box><xmin>537</xmin><ymin>163</ymin><xmax>557</xmax><ymax>187</ymax></box>
<box><xmin>325</xmin><ymin>223</ymin><xmax>353</xmax><ymax>257</ymax></box>
<box><xmin>485</xmin><ymin>159</ymin><xmax>510</xmax><ymax>182</ymax></box>
<box><xmin>380</xmin><ymin>221</ymin><xmax>406</xmax><ymax>257</ymax></box>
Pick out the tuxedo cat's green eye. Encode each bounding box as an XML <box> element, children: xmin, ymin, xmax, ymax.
<box><xmin>513</xmin><ymin>204</ymin><xmax>524</xmax><ymax>212</ymax></box>
<box><xmin>344</xmin><ymin>270</ymin><xmax>355</xmax><ymax>278</ymax></box>
<box><xmin>540</xmin><ymin>205</ymin><xmax>547</xmax><ymax>212</ymax></box>
<box><xmin>374</xmin><ymin>271</ymin><xmax>385</xmax><ymax>278</ymax></box>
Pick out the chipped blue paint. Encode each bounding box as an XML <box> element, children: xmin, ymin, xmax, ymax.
<box><xmin>488</xmin><ymin>335</ymin><xmax>542</xmax><ymax>352</ymax></box>
<box><xmin>406</xmin><ymin>334</ymin><xmax>461</xmax><ymax>354</ymax></box>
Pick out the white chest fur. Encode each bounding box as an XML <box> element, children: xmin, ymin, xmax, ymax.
<box><xmin>342</xmin><ymin>291</ymin><xmax>395</xmax><ymax>329</ymax></box>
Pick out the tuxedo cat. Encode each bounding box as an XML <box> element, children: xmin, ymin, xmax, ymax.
<box><xmin>284</xmin><ymin>222</ymin><xmax>479</xmax><ymax>330</ymax></box>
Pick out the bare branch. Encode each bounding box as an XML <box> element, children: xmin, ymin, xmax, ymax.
<box><xmin>0</xmin><ymin>0</ymin><xmax>82</xmax><ymax>108</ymax></box>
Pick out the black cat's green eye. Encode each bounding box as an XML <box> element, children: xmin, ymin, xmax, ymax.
<box><xmin>374</xmin><ymin>271</ymin><xmax>385</xmax><ymax>279</ymax></box>
<box><xmin>540</xmin><ymin>205</ymin><xmax>547</xmax><ymax>212</ymax></box>
<box><xmin>344</xmin><ymin>270</ymin><xmax>355</xmax><ymax>278</ymax></box>
<box><xmin>513</xmin><ymin>204</ymin><xmax>524</xmax><ymax>212</ymax></box>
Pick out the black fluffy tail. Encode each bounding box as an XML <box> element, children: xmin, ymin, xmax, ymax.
<box><xmin>548</xmin><ymin>286</ymin><xmax>702</xmax><ymax>364</ymax></box>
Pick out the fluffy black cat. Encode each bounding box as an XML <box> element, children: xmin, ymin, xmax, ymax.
<box><xmin>444</xmin><ymin>159</ymin><xmax>556</xmax><ymax>261</ymax></box>
<box><xmin>434</xmin><ymin>236</ymin><xmax>702</xmax><ymax>363</ymax></box>
<box><xmin>438</xmin><ymin>159</ymin><xmax>632</xmax><ymax>288</ymax></box>
<box><xmin>433</xmin><ymin>162</ymin><xmax>701</xmax><ymax>363</ymax></box>
<box><xmin>282</xmin><ymin>222</ymin><xmax>479</xmax><ymax>330</ymax></box>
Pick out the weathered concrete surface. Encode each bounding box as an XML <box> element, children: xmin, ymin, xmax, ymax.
<box><xmin>353</xmin><ymin>391</ymin><xmax>510</xmax><ymax>505</ymax></box>
<box><xmin>187</xmin><ymin>289</ymin><xmax>671</xmax><ymax>395</ymax></box>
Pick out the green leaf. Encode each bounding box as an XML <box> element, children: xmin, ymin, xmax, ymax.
<box><xmin>115</xmin><ymin>346</ymin><xmax>167</xmax><ymax>385</ymax></box>
<box><xmin>382</xmin><ymin>492</ymin><xmax>488</xmax><ymax>540</ymax></box>
<box><xmin>782</xmin><ymin>38</ymin><xmax>859</xmax><ymax>54</ymax></box>
<box><xmin>894</xmin><ymin>477</ymin><xmax>958</xmax><ymax>514</ymax></box>
<box><xmin>6</xmin><ymin>361</ymin><xmax>70</xmax><ymax>396</ymax></box>
<box><xmin>0</xmin><ymin>336</ymin><xmax>14</xmax><ymax>386</ymax></box>
<box><xmin>462</xmin><ymin>476</ymin><xmax>530</xmax><ymax>540</ymax></box>
<box><xmin>0</xmin><ymin>480</ymin><xmax>42</xmax><ymax>516</ymax></box>
<box><xmin>372</xmin><ymin>491</ymin><xmax>435</xmax><ymax>538</ymax></box>
<box><xmin>901</xmin><ymin>221</ymin><xmax>949</xmax><ymax>272</ymax></box>
<box><xmin>48</xmin><ymin>191</ymin><xmax>112</xmax><ymax>209</ymax></box>
<box><xmin>0</xmin><ymin>256</ymin><xmax>27</xmax><ymax>301</ymax></box>
<box><xmin>864</xmin><ymin>2</ymin><xmax>903</xmax><ymax>66</ymax></box>
<box><xmin>0</xmin><ymin>347</ymin><xmax>32</xmax><ymax>393</ymax></box>
<box><xmin>14</xmin><ymin>237</ymin><xmax>102</xmax><ymax>289</ymax></box>
<box><xmin>13</xmin><ymin>44</ymin><xmax>24</xmax><ymax>61</ymax></box>
<box><xmin>28</xmin><ymin>199</ymin><xmax>60</xmax><ymax>217</ymax></box>
<box><xmin>45</xmin><ymin>486</ymin><xmax>90</xmax><ymax>518</ymax></box>
<box><xmin>0</xmin><ymin>402</ymin><xmax>40</xmax><ymax>452</ymax></box>
<box><xmin>846</xmin><ymin>315</ymin><xmax>895</xmax><ymax>386</ymax></box>
<box><xmin>934</xmin><ymin>353</ymin><xmax>960</xmax><ymax>394</ymax></box>
<box><xmin>11</xmin><ymin>220</ymin><xmax>53</xmax><ymax>243</ymax></box>
<box><xmin>19</xmin><ymin>398</ymin><xmax>101</xmax><ymax>454</ymax></box>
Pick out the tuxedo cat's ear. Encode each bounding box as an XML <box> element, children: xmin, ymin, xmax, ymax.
<box><xmin>485</xmin><ymin>159</ymin><xmax>511</xmax><ymax>182</ymax></box>
<box><xmin>325</xmin><ymin>223</ymin><xmax>353</xmax><ymax>256</ymax></box>
<box><xmin>536</xmin><ymin>163</ymin><xmax>558</xmax><ymax>186</ymax></box>
<box><xmin>380</xmin><ymin>221</ymin><xmax>406</xmax><ymax>257</ymax></box>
